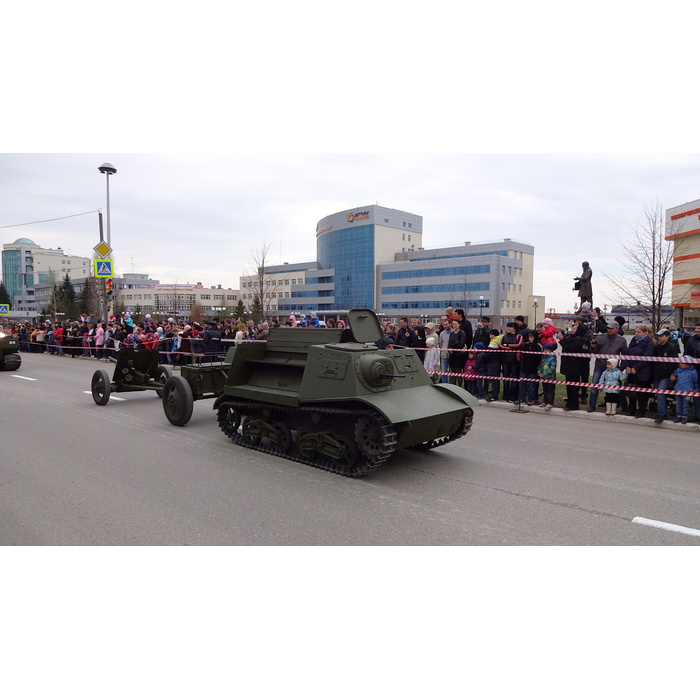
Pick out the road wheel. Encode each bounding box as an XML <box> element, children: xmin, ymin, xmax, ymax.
<box><xmin>155</xmin><ymin>365</ymin><xmax>173</xmax><ymax>398</ymax></box>
<box><xmin>217</xmin><ymin>403</ymin><xmax>242</xmax><ymax>439</ymax></box>
<box><xmin>0</xmin><ymin>353</ymin><xmax>21</xmax><ymax>371</ymax></box>
<box><xmin>162</xmin><ymin>376</ymin><xmax>194</xmax><ymax>426</ymax></box>
<box><xmin>91</xmin><ymin>369</ymin><xmax>111</xmax><ymax>405</ymax></box>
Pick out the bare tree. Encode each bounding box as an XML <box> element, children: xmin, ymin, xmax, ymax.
<box><xmin>244</xmin><ymin>238</ymin><xmax>274</xmax><ymax>320</ymax></box>
<box><xmin>605</xmin><ymin>200</ymin><xmax>688</xmax><ymax>332</ymax></box>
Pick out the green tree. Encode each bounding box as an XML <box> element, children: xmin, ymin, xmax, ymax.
<box><xmin>60</xmin><ymin>273</ymin><xmax>79</xmax><ymax>320</ymax></box>
<box><xmin>234</xmin><ymin>299</ymin><xmax>246</xmax><ymax>321</ymax></box>
<box><xmin>251</xmin><ymin>294</ymin><xmax>262</xmax><ymax>320</ymax></box>
<box><xmin>0</xmin><ymin>281</ymin><xmax>11</xmax><ymax>307</ymax></box>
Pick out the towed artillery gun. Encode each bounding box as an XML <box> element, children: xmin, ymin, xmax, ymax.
<box><xmin>90</xmin><ymin>347</ymin><xmax>173</xmax><ymax>404</ymax></box>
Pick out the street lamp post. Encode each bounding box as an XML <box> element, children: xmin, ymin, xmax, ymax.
<box><xmin>479</xmin><ymin>295</ymin><xmax>484</xmax><ymax>318</ymax></box>
<box><xmin>98</xmin><ymin>163</ymin><xmax>116</xmax><ymax>321</ymax></box>
<box><xmin>98</xmin><ymin>163</ymin><xmax>117</xmax><ymax>250</ymax></box>
<box><xmin>533</xmin><ymin>299</ymin><xmax>539</xmax><ymax>326</ymax></box>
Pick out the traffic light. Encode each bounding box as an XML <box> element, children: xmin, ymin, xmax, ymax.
<box><xmin>106</xmin><ymin>278</ymin><xmax>113</xmax><ymax>296</ymax></box>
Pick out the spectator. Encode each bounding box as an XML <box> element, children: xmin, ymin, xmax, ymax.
<box><xmin>473</xmin><ymin>342</ymin><xmax>488</xmax><ymax>399</ymax></box>
<box><xmin>537</xmin><ymin>343</ymin><xmax>557</xmax><ymax>410</ymax></box>
<box><xmin>519</xmin><ymin>330</ymin><xmax>542</xmax><ymax>406</ymax></box>
<box><xmin>464</xmin><ymin>350</ymin><xmax>477</xmax><ymax>396</ymax></box>
<box><xmin>411</xmin><ymin>317</ymin><xmax>427</xmax><ymax>362</ymax></box>
<box><xmin>423</xmin><ymin>336</ymin><xmax>440</xmax><ymax>382</ymax></box>
<box><xmin>600</xmin><ymin>359</ymin><xmax>626</xmax><ymax>415</ymax></box>
<box><xmin>620</xmin><ymin>324</ymin><xmax>655</xmax><ymax>418</ymax></box>
<box><xmin>448</xmin><ymin>319</ymin><xmax>467</xmax><ymax>386</ymax></box>
<box><xmin>396</xmin><ymin>317</ymin><xmax>416</xmax><ymax>349</ymax></box>
<box><xmin>539</xmin><ymin>317</ymin><xmax>557</xmax><ymax>349</ymax></box>
<box><xmin>473</xmin><ymin>316</ymin><xmax>491</xmax><ymax>347</ymax></box>
<box><xmin>560</xmin><ymin>320</ymin><xmax>589</xmax><ymax>411</ymax></box>
<box><xmin>671</xmin><ymin>357</ymin><xmax>699</xmax><ymax>424</ymax></box>
<box><xmin>485</xmin><ymin>328</ymin><xmax>503</xmax><ymax>402</ymax></box>
<box><xmin>499</xmin><ymin>321</ymin><xmax>524</xmax><ymax>402</ymax></box>
<box><xmin>453</xmin><ymin>308</ymin><xmax>473</xmax><ymax>349</ymax></box>
<box><xmin>587</xmin><ymin>320</ymin><xmax>628</xmax><ymax>412</ymax></box>
<box><xmin>652</xmin><ymin>328</ymin><xmax>680</xmax><ymax>424</ymax></box>
<box><xmin>438</xmin><ymin>316</ymin><xmax>452</xmax><ymax>384</ymax></box>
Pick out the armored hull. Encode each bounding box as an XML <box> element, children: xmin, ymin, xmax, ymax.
<box><xmin>213</xmin><ymin>310</ymin><xmax>477</xmax><ymax>476</ymax></box>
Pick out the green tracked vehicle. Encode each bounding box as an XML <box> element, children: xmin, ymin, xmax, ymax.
<box><xmin>0</xmin><ymin>330</ymin><xmax>22</xmax><ymax>372</ymax></box>
<box><xmin>206</xmin><ymin>309</ymin><xmax>478</xmax><ymax>477</ymax></box>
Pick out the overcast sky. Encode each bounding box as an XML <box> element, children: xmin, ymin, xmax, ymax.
<box><xmin>1</xmin><ymin>153</ymin><xmax>699</xmax><ymax>314</ymax></box>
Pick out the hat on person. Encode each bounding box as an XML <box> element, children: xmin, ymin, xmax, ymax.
<box><xmin>581</xmin><ymin>302</ymin><xmax>592</xmax><ymax>309</ymax></box>
<box><xmin>426</xmin><ymin>337</ymin><xmax>436</xmax><ymax>346</ymax></box>
<box><xmin>606</xmin><ymin>320</ymin><xmax>620</xmax><ymax>329</ymax></box>
<box><xmin>425</xmin><ymin>322</ymin><xmax>436</xmax><ymax>331</ymax></box>
<box><xmin>607</xmin><ymin>358</ymin><xmax>619</xmax><ymax>369</ymax></box>
<box><xmin>474</xmin><ymin>342</ymin><xmax>485</xmax><ymax>349</ymax></box>
<box><xmin>680</xmin><ymin>356</ymin><xmax>694</xmax><ymax>364</ymax></box>
<box><xmin>655</xmin><ymin>328</ymin><xmax>670</xmax><ymax>336</ymax></box>
<box><xmin>542</xmin><ymin>317</ymin><xmax>552</xmax><ymax>325</ymax></box>
<box><xmin>183</xmin><ymin>325</ymin><xmax>192</xmax><ymax>331</ymax></box>
<box><xmin>376</xmin><ymin>337</ymin><xmax>393</xmax><ymax>350</ymax></box>
<box><xmin>156</xmin><ymin>327</ymin><xmax>163</xmax><ymax>334</ymax></box>
<box><xmin>543</xmin><ymin>343</ymin><xmax>555</xmax><ymax>350</ymax></box>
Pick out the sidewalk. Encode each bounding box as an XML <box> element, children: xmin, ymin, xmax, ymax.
<box><xmin>478</xmin><ymin>398</ymin><xmax>700</xmax><ymax>431</ymax></box>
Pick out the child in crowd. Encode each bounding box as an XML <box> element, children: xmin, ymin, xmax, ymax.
<box><xmin>537</xmin><ymin>343</ymin><xmax>557</xmax><ymax>409</ymax></box>
<box><xmin>599</xmin><ymin>358</ymin><xmax>625</xmax><ymax>415</ymax></box>
<box><xmin>423</xmin><ymin>336</ymin><xmax>440</xmax><ymax>383</ymax></box>
<box><xmin>464</xmin><ymin>350</ymin><xmax>477</xmax><ymax>397</ymax></box>
<box><xmin>539</xmin><ymin>317</ymin><xmax>557</xmax><ymax>349</ymax></box>
<box><xmin>670</xmin><ymin>356</ymin><xmax>699</xmax><ymax>424</ymax></box>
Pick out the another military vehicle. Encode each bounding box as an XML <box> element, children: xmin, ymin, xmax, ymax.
<box><xmin>205</xmin><ymin>309</ymin><xmax>477</xmax><ymax>477</ymax></box>
<box><xmin>0</xmin><ymin>330</ymin><xmax>22</xmax><ymax>372</ymax></box>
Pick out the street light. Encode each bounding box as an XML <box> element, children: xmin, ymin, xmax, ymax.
<box><xmin>479</xmin><ymin>295</ymin><xmax>484</xmax><ymax>318</ymax></box>
<box><xmin>98</xmin><ymin>163</ymin><xmax>116</xmax><ymax>321</ymax></box>
<box><xmin>533</xmin><ymin>298</ymin><xmax>539</xmax><ymax>326</ymax></box>
<box><xmin>98</xmin><ymin>163</ymin><xmax>117</xmax><ymax>250</ymax></box>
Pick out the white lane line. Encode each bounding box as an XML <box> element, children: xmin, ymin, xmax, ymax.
<box><xmin>11</xmin><ymin>375</ymin><xmax>37</xmax><ymax>381</ymax></box>
<box><xmin>82</xmin><ymin>391</ymin><xmax>126</xmax><ymax>401</ymax></box>
<box><xmin>632</xmin><ymin>517</ymin><xmax>700</xmax><ymax>538</ymax></box>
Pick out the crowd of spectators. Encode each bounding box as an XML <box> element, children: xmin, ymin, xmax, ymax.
<box><xmin>376</xmin><ymin>306</ymin><xmax>700</xmax><ymax>423</ymax></box>
<box><xmin>6</xmin><ymin>306</ymin><xmax>700</xmax><ymax>423</ymax></box>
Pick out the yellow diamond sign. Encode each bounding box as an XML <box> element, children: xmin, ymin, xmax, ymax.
<box><xmin>93</xmin><ymin>240</ymin><xmax>112</xmax><ymax>257</ymax></box>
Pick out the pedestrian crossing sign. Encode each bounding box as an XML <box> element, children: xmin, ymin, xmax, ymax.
<box><xmin>0</xmin><ymin>304</ymin><xmax>9</xmax><ymax>316</ymax></box>
<box><xmin>94</xmin><ymin>259</ymin><xmax>113</xmax><ymax>278</ymax></box>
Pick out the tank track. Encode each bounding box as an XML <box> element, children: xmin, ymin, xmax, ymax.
<box><xmin>217</xmin><ymin>400</ymin><xmax>398</xmax><ymax>477</ymax></box>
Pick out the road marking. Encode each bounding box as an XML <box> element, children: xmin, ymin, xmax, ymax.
<box><xmin>11</xmin><ymin>375</ymin><xmax>37</xmax><ymax>381</ymax></box>
<box><xmin>632</xmin><ymin>516</ymin><xmax>700</xmax><ymax>538</ymax></box>
<box><xmin>82</xmin><ymin>391</ymin><xmax>126</xmax><ymax>401</ymax></box>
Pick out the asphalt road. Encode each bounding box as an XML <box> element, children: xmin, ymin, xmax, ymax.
<box><xmin>1</xmin><ymin>352</ymin><xmax>698</xmax><ymax>545</ymax></box>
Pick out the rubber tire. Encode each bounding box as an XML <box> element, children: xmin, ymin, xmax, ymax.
<box><xmin>162</xmin><ymin>375</ymin><xmax>194</xmax><ymax>426</ymax></box>
<box><xmin>155</xmin><ymin>365</ymin><xmax>173</xmax><ymax>398</ymax></box>
<box><xmin>0</xmin><ymin>353</ymin><xmax>21</xmax><ymax>371</ymax></box>
<box><xmin>91</xmin><ymin>369</ymin><xmax>111</xmax><ymax>405</ymax></box>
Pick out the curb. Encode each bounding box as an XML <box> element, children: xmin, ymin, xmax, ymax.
<box><xmin>477</xmin><ymin>399</ymin><xmax>700</xmax><ymax>431</ymax></box>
